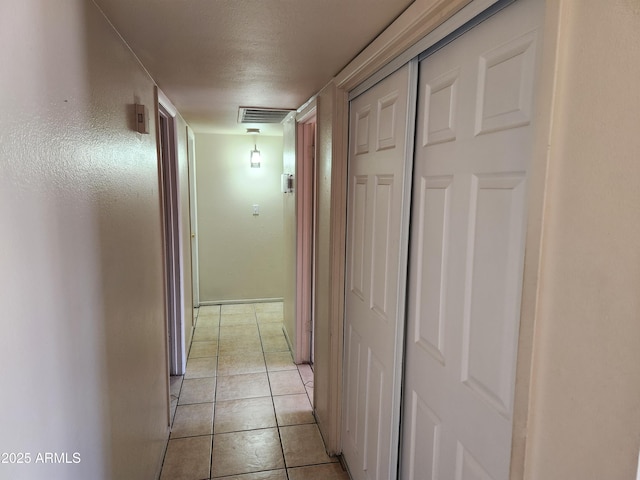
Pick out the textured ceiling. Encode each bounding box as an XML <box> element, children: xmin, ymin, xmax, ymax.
<box><xmin>93</xmin><ymin>0</ymin><xmax>414</xmax><ymax>135</ymax></box>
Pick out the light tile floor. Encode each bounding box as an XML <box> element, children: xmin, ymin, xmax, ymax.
<box><xmin>160</xmin><ymin>302</ymin><xmax>350</xmax><ymax>480</ymax></box>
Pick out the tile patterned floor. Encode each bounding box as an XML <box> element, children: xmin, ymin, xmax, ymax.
<box><xmin>161</xmin><ymin>302</ymin><xmax>350</xmax><ymax>480</ymax></box>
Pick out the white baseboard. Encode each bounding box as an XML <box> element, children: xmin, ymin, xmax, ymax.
<box><xmin>197</xmin><ymin>297</ymin><xmax>283</xmax><ymax>306</ymax></box>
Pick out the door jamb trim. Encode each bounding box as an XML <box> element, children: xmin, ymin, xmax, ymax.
<box><xmin>156</xmin><ymin>87</ymin><xmax>185</xmax><ymax>377</ymax></box>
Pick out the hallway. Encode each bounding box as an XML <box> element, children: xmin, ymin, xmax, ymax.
<box><xmin>160</xmin><ymin>302</ymin><xmax>349</xmax><ymax>480</ymax></box>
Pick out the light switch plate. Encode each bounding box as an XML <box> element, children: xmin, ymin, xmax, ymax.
<box><xmin>281</xmin><ymin>173</ymin><xmax>294</xmax><ymax>193</ymax></box>
<box><xmin>135</xmin><ymin>104</ymin><xmax>149</xmax><ymax>134</ymax></box>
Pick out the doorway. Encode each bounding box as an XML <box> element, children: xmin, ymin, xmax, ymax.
<box><xmin>157</xmin><ymin>89</ymin><xmax>185</xmax><ymax>376</ymax></box>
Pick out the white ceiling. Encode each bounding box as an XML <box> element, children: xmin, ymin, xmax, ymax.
<box><xmin>94</xmin><ymin>0</ymin><xmax>415</xmax><ymax>135</ymax></box>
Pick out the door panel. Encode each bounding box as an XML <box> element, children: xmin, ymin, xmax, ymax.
<box><xmin>350</xmin><ymin>175</ymin><xmax>368</xmax><ymax>299</ymax></box>
<box><xmin>401</xmin><ymin>0</ymin><xmax>543</xmax><ymax>479</ymax></box>
<box><xmin>414</xmin><ymin>174</ymin><xmax>452</xmax><ymax>365</ymax></box>
<box><xmin>461</xmin><ymin>173</ymin><xmax>527</xmax><ymax>417</ymax></box>
<box><xmin>371</xmin><ymin>175</ymin><xmax>394</xmax><ymax>316</ymax></box>
<box><xmin>343</xmin><ymin>64</ymin><xmax>412</xmax><ymax>480</ymax></box>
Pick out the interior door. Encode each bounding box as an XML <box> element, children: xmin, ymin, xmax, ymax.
<box><xmin>342</xmin><ymin>63</ymin><xmax>414</xmax><ymax>480</ymax></box>
<box><xmin>400</xmin><ymin>0</ymin><xmax>543</xmax><ymax>478</ymax></box>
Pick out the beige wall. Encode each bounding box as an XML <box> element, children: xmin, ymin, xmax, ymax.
<box><xmin>195</xmin><ymin>133</ymin><xmax>285</xmax><ymax>302</ymax></box>
<box><xmin>282</xmin><ymin>118</ymin><xmax>297</xmax><ymax>348</ymax></box>
<box><xmin>0</xmin><ymin>0</ymin><xmax>170</xmax><ymax>478</ymax></box>
<box><xmin>524</xmin><ymin>1</ymin><xmax>640</xmax><ymax>478</ymax></box>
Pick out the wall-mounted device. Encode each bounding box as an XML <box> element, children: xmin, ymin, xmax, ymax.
<box><xmin>281</xmin><ymin>173</ymin><xmax>294</xmax><ymax>193</ymax></box>
<box><xmin>135</xmin><ymin>104</ymin><xmax>149</xmax><ymax>134</ymax></box>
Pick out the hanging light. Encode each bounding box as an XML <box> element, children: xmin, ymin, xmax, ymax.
<box><xmin>247</xmin><ymin>128</ymin><xmax>261</xmax><ymax>168</ymax></box>
<box><xmin>250</xmin><ymin>146</ymin><xmax>261</xmax><ymax>168</ymax></box>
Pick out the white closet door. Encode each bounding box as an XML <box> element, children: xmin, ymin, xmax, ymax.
<box><xmin>342</xmin><ymin>64</ymin><xmax>412</xmax><ymax>480</ymax></box>
<box><xmin>401</xmin><ymin>0</ymin><xmax>543</xmax><ymax>478</ymax></box>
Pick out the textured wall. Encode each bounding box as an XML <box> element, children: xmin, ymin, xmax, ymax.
<box><xmin>525</xmin><ymin>1</ymin><xmax>640</xmax><ymax>478</ymax></box>
<box><xmin>0</xmin><ymin>0</ymin><xmax>169</xmax><ymax>478</ymax></box>
<box><xmin>195</xmin><ymin>133</ymin><xmax>284</xmax><ymax>302</ymax></box>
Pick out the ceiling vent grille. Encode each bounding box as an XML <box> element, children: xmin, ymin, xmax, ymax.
<box><xmin>238</xmin><ymin>107</ymin><xmax>294</xmax><ymax>124</ymax></box>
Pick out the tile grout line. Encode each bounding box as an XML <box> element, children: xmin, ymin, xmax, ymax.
<box><xmin>191</xmin><ymin>304</ymin><xmax>217</xmax><ymax>480</ymax></box>
<box><xmin>258</xmin><ymin>307</ymin><xmax>291</xmax><ymax>480</ymax></box>
<box><xmin>160</xmin><ymin>306</ymin><xmax>199</xmax><ymax>479</ymax></box>
<box><xmin>210</xmin><ymin>304</ymin><xmax>220</xmax><ymax>479</ymax></box>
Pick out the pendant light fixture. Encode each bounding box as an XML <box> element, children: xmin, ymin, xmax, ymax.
<box><xmin>247</xmin><ymin>128</ymin><xmax>261</xmax><ymax>168</ymax></box>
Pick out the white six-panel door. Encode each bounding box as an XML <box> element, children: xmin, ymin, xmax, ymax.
<box><xmin>400</xmin><ymin>0</ymin><xmax>543</xmax><ymax>479</ymax></box>
<box><xmin>342</xmin><ymin>64</ymin><xmax>413</xmax><ymax>480</ymax></box>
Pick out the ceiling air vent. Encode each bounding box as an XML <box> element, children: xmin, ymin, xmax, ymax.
<box><xmin>238</xmin><ymin>107</ymin><xmax>294</xmax><ymax>124</ymax></box>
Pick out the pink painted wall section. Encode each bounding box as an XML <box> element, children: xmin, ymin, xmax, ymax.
<box><xmin>0</xmin><ymin>1</ymin><xmax>168</xmax><ymax>478</ymax></box>
<box><xmin>282</xmin><ymin>118</ymin><xmax>297</xmax><ymax>350</ymax></box>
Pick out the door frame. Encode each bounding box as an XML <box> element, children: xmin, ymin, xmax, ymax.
<box><xmin>187</xmin><ymin>125</ymin><xmax>200</xmax><ymax>309</ymax></box>
<box><xmin>155</xmin><ymin>87</ymin><xmax>185</xmax><ymax>376</ymax></box>
<box><xmin>294</xmin><ymin>104</ymin><xmax>317</xmax><ymax>365</ymax></box>
<box><xmin>316</xmin><ymin>1</ymin><xmax>548</xmax><ymax>478</ymax></box>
